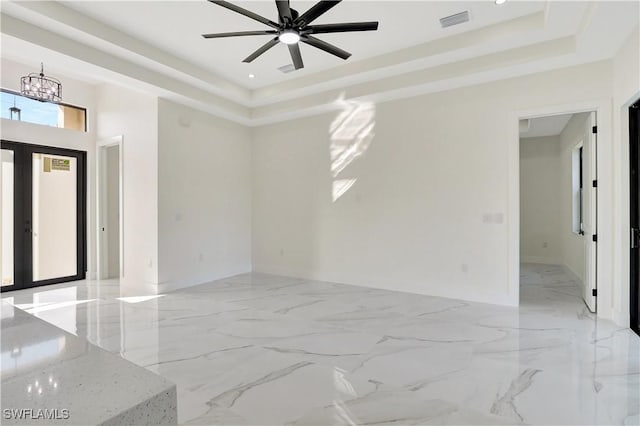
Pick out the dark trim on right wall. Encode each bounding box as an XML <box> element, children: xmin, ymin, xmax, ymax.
<box><xmin>630</xmin><ymin>98</ymin><xmax>640</xmax><ymax>337</ymax></box>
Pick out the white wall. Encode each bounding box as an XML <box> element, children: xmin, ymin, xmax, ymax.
<box><xmin>252</xmin><ymin>61</ymin><xmax>613</xmax><ymax>307</ymax></box>
<box><xmin>96</xmin><ymin>83</ymin><xmax>158</xmax><ymax>295</ymax></box>
<box><xmin>519</xmin><ymin>136</ymin><xmax>562</xmax><ymax>265</ymax></box>
<box><xmin>612</xmin><ymin>27</ymin><xmax>640</xmax><ymax>326</ymax></box>
<box><xmin>0</xmin><ymin>58</ymin><xmax>97</xmax><ymax>280</ymax></box>
<box><xmin>157</xmin><ymin>99</ymin><xmax>252</xmax><ymax>293</ymax></box>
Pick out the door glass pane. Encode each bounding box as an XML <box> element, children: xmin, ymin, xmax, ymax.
<box><xmin>32</xmin><ymin>153</ymin><xmax>77</xmax><ymax>281</ymax></box>
<box><xmin>1</xmin><ymin>149</ymin><xmax>14</xmax><ymax>286</ymax></box>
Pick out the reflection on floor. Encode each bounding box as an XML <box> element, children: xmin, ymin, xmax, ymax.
<box><xmin>3</xmin><ymin>264</ymin><xmax>639</xmax><ymax>425</ymax></box>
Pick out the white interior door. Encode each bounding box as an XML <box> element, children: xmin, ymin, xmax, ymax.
<box><xmin>583</xmin><ymin>112</ymin><xmax>597</xmax><ymax>312</ymax></box>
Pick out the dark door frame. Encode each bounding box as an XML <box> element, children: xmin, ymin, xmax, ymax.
<box><xmin>630</xmin><ymin>101</ymin><xmax>640</xmax><ymax>336</ymax></box>
<box><xmin>1</xmin><ymin>140</ymin><xmax>87</xmax><ymax>292</ymax></box>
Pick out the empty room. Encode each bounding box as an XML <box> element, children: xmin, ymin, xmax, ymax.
<box><xmin>0</xmin><ymin>1</ymin><xmax>638</xmax><ymax>425</ymax></box>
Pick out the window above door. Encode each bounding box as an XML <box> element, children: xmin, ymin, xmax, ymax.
<box><xmin>1</xmin><ymin>89</ymin><xmax>86</xmax><ymax>132</ymax></box>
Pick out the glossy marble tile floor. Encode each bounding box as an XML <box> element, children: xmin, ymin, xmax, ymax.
<box><xmin>3</xmin><ymin>264</ymin><xmax>639</xmax><ymax>425</ymax></box>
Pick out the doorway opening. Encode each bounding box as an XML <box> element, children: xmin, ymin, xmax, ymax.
<box><xmin>97</xmin><ymin>136</ymin><xmax>123</xmax><ymax>280</ymax></box>
<box><xmin>1</xmin><ymin>140</ymin><xmax>87</xmax><ymax>291</ymax></box>
<box><xmin>518</xmin><ymin>111</ymin><xmax>598</xmax><ymax>312</ymax></box>
<box><xmin>629</xmin><ymin>99</ymin><xmax>640</xmax><ymax>336</ymax></box>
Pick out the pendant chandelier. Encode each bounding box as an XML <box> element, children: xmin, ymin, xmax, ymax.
<box><xmin>20</xmin><ymin>62</ymin><xmax>62</xmax><ymax>102</ymax></box>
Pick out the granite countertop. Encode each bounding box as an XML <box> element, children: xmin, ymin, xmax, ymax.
<box><xmin>1</xmin><ymin>301</ymin><xmax>177</xmax><ymax>425</ymax></box>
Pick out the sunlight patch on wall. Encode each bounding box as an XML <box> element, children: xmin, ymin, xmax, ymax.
<box><xmin>330</xmin><ymin>94</ymin><xmax>376</xmax><ymax>202</ymax></box>
<box><xmin>332</xmin><ymin>179</ymin><xmax>358</xmax><ymax>202</ymax></box>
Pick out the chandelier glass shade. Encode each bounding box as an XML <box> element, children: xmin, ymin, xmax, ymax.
<box><xmin>20</xmin><ymin>63</ymin><xmax>62</xmax><ymax>102</ymax></box>
<box><xmin>9</xmin><ymin>99</ymin><xmax>21</xmax><ymax>121</ymax></box>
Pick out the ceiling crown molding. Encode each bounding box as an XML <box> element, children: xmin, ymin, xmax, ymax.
<box><xmin>3</xmin><ymin>0</ymin><xmax>250</xmax><ymax>102</ymax></box>
<box><xmin>0</xmin><ymin>14</ymin><xmax>252</xmax><ymax>124</ymax></box>
<box><xmin>250</xmin><ymin>11</ymin><xmax>547</xmax><ymax>105</ymax></box>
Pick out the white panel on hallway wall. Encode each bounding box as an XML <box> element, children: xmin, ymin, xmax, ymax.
<box><xmin>519</xmin><ymin>136</ymin><xmax>562</xmax><ymax>265</ymax></box>
<box><xmin>106</xmin><ymin>145</ymin><xmax>120</xmax><ymax>278</ymax></box>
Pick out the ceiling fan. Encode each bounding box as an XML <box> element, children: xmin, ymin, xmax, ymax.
<box><xmin>202</xmin><ymin>0</ymin><xmax>379</xmax><ymax>70</ymax></box>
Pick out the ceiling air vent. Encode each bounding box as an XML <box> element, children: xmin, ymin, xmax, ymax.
<box><xmin>278</xmin><ymin>64</ymin><xmax>297</xmax><ymax>74</ymax></box>
<box><xmin>440</xmin><ymin>11</ymin><xmax>470</xmax><ymax>28</ymax></box>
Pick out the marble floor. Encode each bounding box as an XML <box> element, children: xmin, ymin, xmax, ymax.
<box><xmin>2</xmin><ymin>264</ymin><xmax>639</xmax><ymax>425</ymax></box>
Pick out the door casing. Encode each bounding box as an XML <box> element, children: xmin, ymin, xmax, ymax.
<box><xmin>513</xmin><ymin>105</ymin><xmax>601</xmax><ymax>312</ymax></box>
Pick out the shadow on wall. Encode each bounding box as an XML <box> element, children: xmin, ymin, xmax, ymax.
<box><xmin>330</xmin><ymin>94</ymin><xmax>376</xmax><ymax>202</ymax></box>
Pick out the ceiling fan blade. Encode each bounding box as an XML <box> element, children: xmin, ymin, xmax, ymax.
<box><xmin>288</xmin><ymin>43</ymin><xmax>304</xmax><ymax>69</ymax></box>
<box><xmin>301</xmin><ymin>35</ymin><xmax>351</xmax><ymax>60</ymax></box>
<box><xmin>305</xmin><ymin>22</ymin><xmax>379</xmax><ymax>34</ymax></box>
<box><xmin>243</xmin><ymin>37</ymin><xmax>280</xmax><ymax>63</ymax></box>
<box><xmin>294</xmin><ymin>1</ymin><xmax>342</xmax><ymax>26</ymax></box>
<box><xmin>207</xmin><ymin>0</ymin><xmax>279</xmax><ymax>28</ymax></box>
<box><xmin>276</xmin><ymin>0</ymin><xmax>292</xmax><ymax>23</ymax></box>
<box><xmin>202</xmin><ymin>30</ymin><xmax>277</xmax><ymax>39</ymax></box>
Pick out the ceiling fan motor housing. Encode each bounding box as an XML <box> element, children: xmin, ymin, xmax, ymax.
<box><xmin>281</xmin><ymin>8</ymin><xmax>300</xmax><ymax>24</ymax></box>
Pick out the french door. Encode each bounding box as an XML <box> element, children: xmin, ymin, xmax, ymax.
<box><xmin>1</xmin><ymin>140</ymin><xmax>86</xmax><ymax>292</ymax></box>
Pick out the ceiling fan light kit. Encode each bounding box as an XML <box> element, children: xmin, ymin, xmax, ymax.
<box><xmin>279</xmin><ymin>29</ymin><xmax>301</xmax><ymax>45</ymax></box>
<box><xmin>202</xmin><ymin>0</ymin><xmax>379</xmax><ymax>70</ymax></box>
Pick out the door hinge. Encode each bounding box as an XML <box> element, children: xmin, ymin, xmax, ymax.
<box><xmin>592</xmin><ymin>125</ymin><xmax>598</xmax><ymax>133</ymax></box>
<box><xmin>592</xmin><ymin>180</ymin><xmax>597</xmax><ymax>188</ymax></box>
<box><xmin>592</xmin><ymin>288</ymin><xmax>597</xmax><ymax>297</ymax></box>
<box><xmin>592</xmin><ymin>234</ymin><xmax>598</xmax><ymax>242</ymax></box>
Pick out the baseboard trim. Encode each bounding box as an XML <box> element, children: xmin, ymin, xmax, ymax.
<box><xmin>561</xmin><ymin>263</ymin><xmax>584</xmax><ymax>286</ymax></box>
<box><xmin>157</xmin><ymin>268</ymin><xmax>252</xmax><ymax>294</ymax></box>
<box><xmin>612</xmin><ymin>309</ymin><xmax>630</xmax><ymax>328</ymax></box>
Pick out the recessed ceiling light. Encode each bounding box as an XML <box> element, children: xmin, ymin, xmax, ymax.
<box><xmin>495</xmin><ymin>0</ymin><xmax>507</xmax><ymax>5</ymax></box>
<box><xmin>248</xmin><ymin>73</ymin><xmax>255</xmax><ymax>79</ymax></box>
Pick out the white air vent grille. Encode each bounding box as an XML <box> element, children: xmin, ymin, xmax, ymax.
<box><xmin>440</xmin><ymin>11</ymin><xmax>470</xmax><ymax>28</ymax></box>
<box><xmin>278</xmin><ymin>64</ymin><xmax>296</xmax><ymax>74</ymax></box>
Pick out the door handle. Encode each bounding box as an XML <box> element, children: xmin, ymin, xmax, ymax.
<box><xmin>632</xmin><ymin>228</ymin><xmax>640</xmax><ymax>249</ymax></box>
